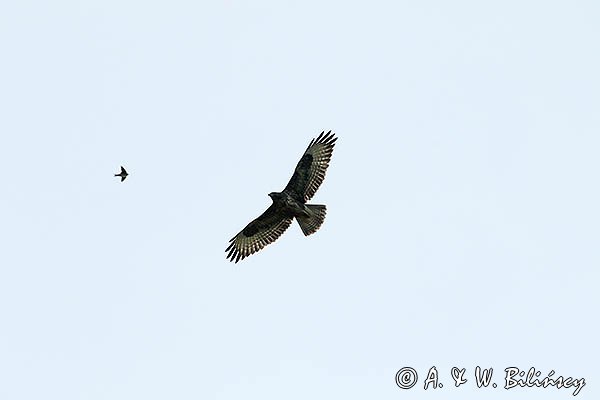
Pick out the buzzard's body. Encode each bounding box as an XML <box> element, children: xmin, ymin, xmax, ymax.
<box><xmin>226</xmin><ymin>131</ymin><xmax>337</xmax><ymax>263</ymax></box>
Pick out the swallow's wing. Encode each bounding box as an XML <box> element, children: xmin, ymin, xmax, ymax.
<box><xmin>121</xmin><ymin>166</ymin><xmax>127</xmax><ymax>175</ymax></box>
<box><xmin>121</xmin><ymin>175</ymin><xmax>126</xmax><ymax>182</ymax></box>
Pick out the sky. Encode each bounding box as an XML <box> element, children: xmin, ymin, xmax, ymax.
<box><xmin>0</xmin><ymin>1</ymin><xmax>599</xmax><ymax>399</ymax></box>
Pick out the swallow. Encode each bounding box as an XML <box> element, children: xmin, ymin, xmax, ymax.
<box><xmin>114</xmin><ymin>166</ymin><xmax>128</xmax><ymax>182</ymax></box>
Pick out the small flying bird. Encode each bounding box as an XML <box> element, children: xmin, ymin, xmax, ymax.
<box><xmin>226</xmin><ymin>131</ymin><xmax>338</xmax><ymax>263</ymax></box>
<box><xmin>114</xmin><ymin>166</ymin><xmax>128</xmax><ymax>182</ymax></box>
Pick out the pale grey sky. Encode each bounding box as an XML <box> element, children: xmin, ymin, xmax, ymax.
<box><xmin>0</xmin><ymin>1</ymin><xmax>598</xmax><ymax>399</ymax></box>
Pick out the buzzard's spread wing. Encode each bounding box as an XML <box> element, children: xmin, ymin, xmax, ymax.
<box><xmin>226</xmin><ymin>204</ymin><xmax>293</xmax><ymax>263</ymax></box>
<box><xmin>283</xmin><ymin>131</ymin><xmax>337</xmax><ymax>202</ymax></box>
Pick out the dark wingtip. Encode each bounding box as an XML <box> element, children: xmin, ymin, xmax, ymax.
<box><xmin>316</xmin><ymin>130</ymin><xmax>336</xmax><ymax>143</ymax></box>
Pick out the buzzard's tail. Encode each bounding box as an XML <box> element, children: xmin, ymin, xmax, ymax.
<box><xmin>297</xmin><ymin>204</ymin><xmax>326</xmax><ymax>236</ymax></box>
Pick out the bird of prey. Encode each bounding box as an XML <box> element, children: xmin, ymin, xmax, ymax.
<box><xmin>226</xmin><ymin>131</ymin><xmax>337</xmax><ymax>263</ymax></box>
<box><xmin>114</xmin><ymin>166</ymin><xmax>128</xmax><ymax>182</ymax></box>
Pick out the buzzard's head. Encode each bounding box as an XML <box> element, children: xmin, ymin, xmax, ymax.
<box><xmin>268</xmin><ymin>192</ymin><xmax>282</xmax><ymax>200</ymax></box>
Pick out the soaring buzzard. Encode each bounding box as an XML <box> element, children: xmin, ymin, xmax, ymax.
<box><xmin>226</xmin><ymin>131</ymin><xmax>337</xmax><ymax>263</ymax></box>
